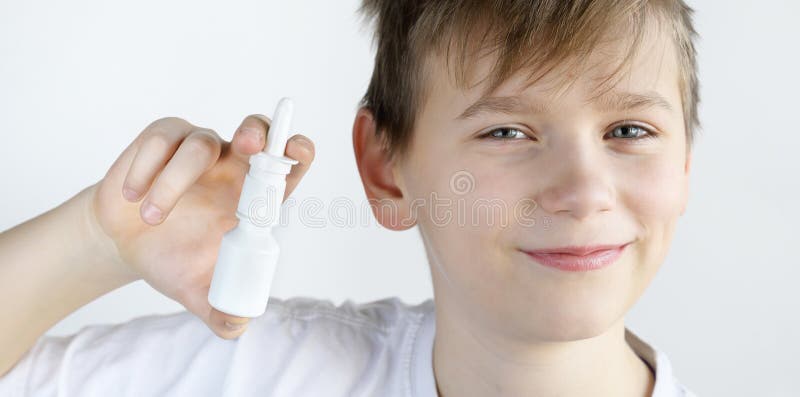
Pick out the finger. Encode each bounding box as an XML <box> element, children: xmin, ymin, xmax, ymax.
<box><xmin>182</xmin><ymin>286</ymin><xmax>251</xmax><ymax>340</ymax></box>
<box><xmin>227</xmin><ymin>114</ymin><xmax>271</xmax><ymax>166</ymax></box>
<box><xmin>139</xmin><ymin>128</ymin><xmax>222</xmax><ymax>225</ymax></box>
<box><xmin>208</xmin><ymin>308</ymin><xmax>250</xmax><ymax>339</ymax></box>
<box><xmin>122</xmin><ymin>117</ymin><xmax>194</xmax><ymax>202</ymax></box>
<box><xmin>283</xmin><ymin>134</ymin><xmax>315</xmax><ymax>201</ymax></box>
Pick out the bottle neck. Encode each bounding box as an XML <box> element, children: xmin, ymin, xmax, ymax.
<box><xmin>236</xmin><ymin>216</ymin><xmax>276</xmax><ymax>234</ymax></box>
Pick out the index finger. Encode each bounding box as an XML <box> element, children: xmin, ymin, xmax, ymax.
<box><xmin>227</xmin><ymin>114</ymin><xmax>272</xmax><ymax>166</ymax></box>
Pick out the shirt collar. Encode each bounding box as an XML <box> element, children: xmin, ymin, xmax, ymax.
<box><xmin>410</xmin><ymin>302</ymin><xmax>685</xmax><ymax>397</ymax></box>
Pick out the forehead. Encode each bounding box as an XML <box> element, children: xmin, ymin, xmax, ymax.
<box><xmin>421</xmin><ymin>20</ymin><xmax>682</xmax><ymax>118</ymax></box>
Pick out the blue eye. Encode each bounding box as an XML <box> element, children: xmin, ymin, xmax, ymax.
<box><xmin>479</xmin><ymin>127</ymin><xmax>530</xmax><ymax>140</ymax></box>
<box><xmin>607</xmin><ymin>124</ymin><xmax>658</xmax><ymax>141</ymax></box>
<box><xmin>478</xmin><ymin>124</ymin><xmax>659</xmax><ymax>143</ymax></box>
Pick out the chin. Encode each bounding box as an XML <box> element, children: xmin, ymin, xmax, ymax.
<box><xmin>539</xmin><ymin>318</ymin><xmax>615</xmax><ymax>341</ymax></box>
<box><xmin>507</xmin><ymin>295</ymin><xmax>626</xmax><ymax>342</ymax></box>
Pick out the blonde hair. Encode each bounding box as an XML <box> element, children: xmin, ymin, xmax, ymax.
<box><xmin>358</xmin><ymin>0</ymin><xmax>700</xmax><ymax>160</ymax></box>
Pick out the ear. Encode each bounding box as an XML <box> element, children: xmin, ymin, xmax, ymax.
<box><xmin>352</xmin><ymin>107</ymin><xmax>416</xmax><ymax>230</ymax></box>
<box><xmin>680</xmin><ymin>148</ymin><xmax>692</xmax><ymax>216</ymax></box>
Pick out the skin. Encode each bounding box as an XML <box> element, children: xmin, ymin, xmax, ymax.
<box><xmin>0</xmin><ymin>113</ymin><xmax>315</xmax><ymax>376</ymax></box>
<box><xmin>0</xmin><ymin>13</ymin><xmax>689</xmax><ymax>397</ymax></box>
<box><xmin>353</xmin><ymin>22</ymin><xmax>691</xmax><ymax>397</ymax></box>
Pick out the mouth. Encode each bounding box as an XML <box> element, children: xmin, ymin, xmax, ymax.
<box><xmin>519</xmin><ymin>241</ymin><xmax>633</xmax><ymax>272</ymax></box>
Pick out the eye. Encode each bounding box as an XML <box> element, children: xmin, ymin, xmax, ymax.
<box><xmin>606</xmin><ymin>123</ymin><xmax>658</xmax><ymax>142</ymax></box>
<box><xmin>478</xmin><ymin>127</ymin><xmax>531</xmax><ymax>141</ymax></box>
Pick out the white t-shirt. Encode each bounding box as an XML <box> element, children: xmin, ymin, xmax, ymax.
<box><xmin>1</xmin><ymin>296</ymin><xmax>697</xmax><ymax>396</ymax></box>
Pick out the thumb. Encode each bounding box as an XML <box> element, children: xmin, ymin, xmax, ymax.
<box><xmin>183</xmin><ymin>285</ymin><xmax>251</xmax><ymax>339</ymax></box>
<box><xmin>208</xmin><ymin>307</ymin><xmax>250</xmax><ymax>339</ymax></box>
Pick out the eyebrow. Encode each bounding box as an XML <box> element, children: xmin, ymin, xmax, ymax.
<box><xmin>456</xmin><ymin>90</ymin><xmax>674</xmax><ymax>120</ymax></box>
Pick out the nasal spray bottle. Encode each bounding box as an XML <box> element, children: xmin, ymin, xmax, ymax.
<box><xmin>208</xmin><ymin>97</ymin><xmax>299</xmax><ymax>318</ymax></box>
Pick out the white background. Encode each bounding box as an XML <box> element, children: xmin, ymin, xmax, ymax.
<box><xmin>1</xmin><ymin>1</ymin><xmax>798</xmax><ymax>395</ymax></box>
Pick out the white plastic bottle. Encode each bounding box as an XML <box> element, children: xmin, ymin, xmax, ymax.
<box><xmin>207</xmin><ymin>97</ymin><xmax>299</xmax><ymax>318</ymax></box>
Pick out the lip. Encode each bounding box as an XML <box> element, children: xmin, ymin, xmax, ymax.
<box><xmin>520</xmin><ymin>242</ymin><xmax>632</xmax><ymax>272</ymax></box>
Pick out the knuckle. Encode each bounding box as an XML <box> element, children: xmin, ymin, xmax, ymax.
<box><xmin>156</xmin><ymin>116</ymin><xmax>189</xmax><ymax>126</ymax></box>
<box><xmin>140</xmin><ymin>117</ymin><xmax>189</xmax><ymax>139</ymax></box>
<box><xmin>123</xmin><ymin>177</ymin><xmax>145</xmax><ymax>193</ymax></box>
<box><xmin>183</xmin><ymin>131</ymin><xmax>220</xmax><ymax>157</ymax></box>
<box><xmin>140</xmin><ymin>131</ymin><xmax>171</xmax><ymax>152</ymax></box>
<box><xmin>151</xmin><ymin>178</ymin><xmax>181</xmax><ymax>204</ymax></box>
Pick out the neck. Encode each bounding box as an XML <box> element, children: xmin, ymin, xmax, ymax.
<box><xmin>431</xmin><ymin>297</ymin><xmax>655</xmax><ymax>397</ymax></box>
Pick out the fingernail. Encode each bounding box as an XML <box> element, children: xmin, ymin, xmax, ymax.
<box><xmin>293</xmin><ymin>135</ymin><xmax>311</xmax><ymax>146</ymax></box>
<box><xmin>224</xmin><ymin>321</ymin><xmax>245</xmax><ymax>331</ymax></box>
<box><xmin>142</xmin><ymin>202</ymin><xmax>162</xmax><ymax>224</ymax></box>
<box><xmin>123</xmin><ymin>187</ymin><xmax>139</xmax><ymax>201</ymax></box>
<box><xmin>240</xmin><ymin>127</ymin><xmax>262</xmax><ymax>142</ymax></box>
<box><xmin>293</xmin><ymin>137</ymin><xmax>313</xmax><ymax>154</ymax></box>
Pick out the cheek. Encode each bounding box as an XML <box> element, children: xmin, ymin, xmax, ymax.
<box><xmin>618</xmin><ymin>153</ymin><xmax>687</xmax><ymax>220</ymax></box>
<box><xmin>407</xmin><ymin>154</ymin><xmax>518</xmax><ymax>262</ymax></box>
<box><xmin>617</xmin><ymin>153</ymin><xmax>687</xmax><ymax>286</ymax></box>
<box><xmin>414</xmin><ymin>164</ymin><xmax>530</xmax><ymax>297</ymax></box>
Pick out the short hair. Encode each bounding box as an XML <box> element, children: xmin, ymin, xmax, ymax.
<box><xmin>357</xmin><ymin>0</ymin><xmax>701</xmax><ymax>161</ymax></box>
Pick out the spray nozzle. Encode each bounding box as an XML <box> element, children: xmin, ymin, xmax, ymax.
<box><xmin>265</xmin><ymin>97</ymin><xmax>294</xmax><ymax>157</ymax></box>
<box><xmin>247</xmin><ymin>98</ymin><xmax>299</xmax><ymax>179</ymax></box>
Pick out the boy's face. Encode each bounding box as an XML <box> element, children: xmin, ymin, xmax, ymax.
<box><xmin>360</xmin><ymin>24</ymin><xmax>690</xmax><ymax>341</ymax></box>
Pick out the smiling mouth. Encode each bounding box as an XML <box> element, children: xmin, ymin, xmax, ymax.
<box><xmin>519</xmin><ymin>241</ymin><xmax>633</xmax><ymax>272</ymax></box>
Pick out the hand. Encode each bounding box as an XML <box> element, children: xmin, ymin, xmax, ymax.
<box><xmin>88</xmin><ymin>115</ymin><xmax>315</xmax><ymax>339</ymax></box>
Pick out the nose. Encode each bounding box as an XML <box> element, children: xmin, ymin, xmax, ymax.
<box><xmin>534</xmin><ymin>145</ymin><xmax>615</xmax><ymax>221</ymax></box>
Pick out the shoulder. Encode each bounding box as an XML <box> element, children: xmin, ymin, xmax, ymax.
<box><xmin>252</xmin><ymin>295</ymin><xmax>434</xmax><ymax>361</ymax></box>
<box><xmin>1</xmin><ymin>309</ymin><xmax>231</xmax><ymax>395</ymax></box>
<box><xmin>224</xmin><ymin>295</ymin><xmax>435</xmax><ymax>396</ymax></box>
<box><xmin>263</xmin><ymin>295</ymin><xmax>432</xmax><ymax>331</ymax></box>
<box><xmin>2</xmin><ymin>296</ymin><xmax>434</xmax><ymax>397</ymax></box>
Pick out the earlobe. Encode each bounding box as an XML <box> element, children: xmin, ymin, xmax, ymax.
<box><xmin>351</xmin><ymin>108</ymin><xmax>416</xmax><ymax>230</ymax></box>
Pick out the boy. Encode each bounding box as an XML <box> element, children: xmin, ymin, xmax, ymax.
<box><xmin>0</xmin><ymin>0</ymin><xmax>699</xmax><ymax>395</ymax></box>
